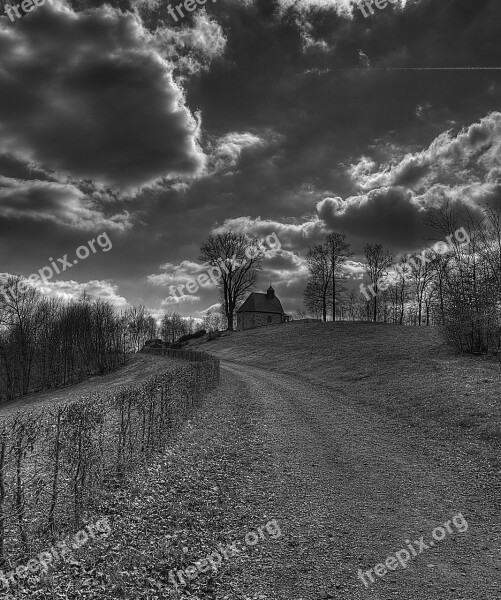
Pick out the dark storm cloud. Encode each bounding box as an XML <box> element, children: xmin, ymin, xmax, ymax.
<box><xmin>2</xmin><ymin>0</ymin><xmax>501</xmax><ymax>314</ymax></box>
<box><xmin>0</xmin><ymin>3</ymin><xmax>205</xmax><ymax>192</ymax></box>
<box><xmin>0</xmin><ymin>176</ymin><xmax>131</xmax><ymax>229</ymax></box>
<box><xmin>317</xmin><ymin>188</ymin><xmax>424</xmax><ymax>248</ymax></box>
<box><xmin>317</xmin><ymin>111</ymin><xmax>501</xmax><ymax>251</ymax></box>
<box><xmin>179</xmin><ymin>0</ymin><xmax>501</xmax><ymax>239</ymax></box>
<box><xmin>0</xmin><ymin>154</ymin><xmax>56</xmax><ymax>182</ymax></box>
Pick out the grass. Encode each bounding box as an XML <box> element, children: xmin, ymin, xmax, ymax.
<box><xmin>9</xmin><ymin>372</ymin><xmax>279</xmax><ymax>600</ymax></box>
<box><xmin>0</xmin><ymin>353</ymin><xmax>181</xmax><ymax>419</ymax></box>
<box><xmin>9</xmin><ymin>323</ymin><xmax>501</xmax><ymax>599</ymax></box>
<box><xmin>200</xmin><ymin>322</ymin><xmax>501</xmax><ymax>464</ymax></box>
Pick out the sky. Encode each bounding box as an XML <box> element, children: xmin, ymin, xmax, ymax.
<box><xmin>1</xmin><ymin>0</ymin><xmax>501</xmax><ymax>319</ymax></box>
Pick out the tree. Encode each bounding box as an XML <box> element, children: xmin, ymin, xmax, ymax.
<box><xmin>325</xmin><ymin>233</ymin><xmax>353</xmax><ymax>321</ymax></box>
<box><xmin>363</xmin><ymin>244</ymin><xmax>394</xmax><ymax>322</ymax></box>
<box><xmin>407</xmin><ymin>253</ymin><xmax>435</xmax><ymax>326</ymax></box>
<box><xmin>203</xmin><ymin>309</ymin><xmax>225</xmax><ymax>332</ymax></box>
<box><xmin>0</xmin><ymin>279</ymin><xmax>128</xmax><ymax>401</ymax></box>
<box><xmin>124</xmin><ymin>305</ymin><xmax>149</xmax><ymax>352</ymax></box>
<box><xmin>294</xmin><ymin>307</ymin><xmax>308</xmax><ymax>320</ymax></box>
<box><xmin>394</xmin><ymin>256</ymin><xmax>410</xmax><ymax>325</ymax></box>
<box><xmin>199</xmin><ymin>232</ymin><xmax>263</xmax><ymax>331</ymax></box>
<box><xmin>160</xmin><ymin>312</ymin><xmax>188</xmax><ymax>343</ymax></box>
<box><xmin>304</xmin><ymin>244</ymin><xmax>332</xmax><ymax>322</ymax></box>
<box><xmin>427</xmin><ymin>202</ymin><xmax>501</xmax><ymax>353</ymax></box>
<box><xmin>347</xmin><ymin>288</ymin><xmax>359</xmax><ymax>321</ymax></box>
<box><xmin>145</xmin><ymin>316</ymin><xmax>157</xmax><ymax>340</ymax></box>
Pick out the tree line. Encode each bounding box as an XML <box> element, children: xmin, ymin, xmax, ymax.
<box><xmin>302</xmin><ymin>203</ymin><xmax>501</xmax><ymax>354</ymax></box>
<box><xmin>0</xmin><ymin>277</ymin><xmax>159</xmax><ymax>402</ymax></box>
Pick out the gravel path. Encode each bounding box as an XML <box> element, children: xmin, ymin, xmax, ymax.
<box><xmin>219</xmin><ymin>359</ymin><xmax>501</xmax><ymax>599</ymax></box>
<box><xmin>13</xmin><ymin>353</ymin><xmax>500</xmax><ymax>599</ymax></box>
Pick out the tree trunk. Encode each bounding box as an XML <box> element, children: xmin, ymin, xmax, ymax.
<box><xmin>226</xmin><ymin>310</ymin><xmax>234</xmax><ymax>331</ymax></box>
<box><xmin>332</xmin><ymin>277</ymin><xmax>336</xmax><ymax>322</ymax></box>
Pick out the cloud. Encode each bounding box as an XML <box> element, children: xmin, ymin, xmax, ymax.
<box><xmin>0</xmin><ymin>274</ymin><xmax>129</xmax><ymax>307</ymax></box>
<box><xmin>161</xmin><ymin>293</ymin><xmax>200</xmax><ymax>306</ymax></box>
<box><xmin>196</xmin><ymin>302</ymin><xmax>221</xmax><ymax>315</ymax></box>
<box><xmin>152</xmin><ymin>11</ymin><xmax>227</xmax><ymax>75</ymax></box>
<box><xmin>0</xmin><ymin>153</ymin><xmax>56</xmax><ymax>182</ymax></box>
<box><xmin>0</xmin><ymin>4</ymin><xmax>205</xmax><ymax>192</ymax></box>
<box><xmin>3</xmin><ymin>0</ymin><xmax>501</xmax><ymax>316</ymax></box>
<box><xmin>261</xmin><ymin>249</ymin><xmax>308</xmax><ymax>284</ymax></box>
<box><xmin>358</xmin><ymin>49</ymin><xmax>370</xmax><ymax>68</ymax></box>
<box><xmin>317</xmin><ymin>188</ymin><xmax>425</xmax><ymax>247</ymax></box>
<box><xmin>260</xmin><ymin>0</ymin><xmax>412</xmax><ymax>27</ymax></box>
<box><xmin>342</xmin><ymin>260</ymin><xmax>366</xmax><ymax>279</ymax></box>
<box><xmin>208</xmin><ymin>132</ymin><xmax>265</xmax><ymax>173</ymax></box>
<box><xmin>275</xmin><ymin>0</ymin><xmax>357</xmax><ymax>18</ymax></box>
<box><xmin>0</xmin><ymin>176</ymin><xmax>131</xmax><ymax>230</ymax></box>
<box><xmin>147</xmin><ymin>260</ymin><xmax>209</xmax><ymax>288</ymax></box>
<box><xmin>349</xmin><ymin>112</ymin><xmax>501</xmax><ymax>192</ymax></box>
<box><xmin>40</xmin><ymin>279</ymin><xmax>129</xmax><ymax>307</ymax></box>
<box><xmin>317</xmin><ymin>112</ymin><xmax>501</xmax><ymax>249</ymax></box>
<box><xmin>211</xmin><ymin>216</ymin><xmax>325</xmax><ymax>248</ymax></box>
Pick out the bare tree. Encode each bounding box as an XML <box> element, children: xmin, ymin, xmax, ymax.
<box><xmin>0</xmin><ymin>279</ymin><xmax>128</xmax><ymax>401</ymax></box>
<box><xmin>304</xmin><ymin>244</ymin><xmax>332</xmax><ymax>322</ymax></box>
<box><xmin>347</xmin><ymin>288</ymin><xmax>359</xmax><ymax>321</ymax></box>
<box><xmin>203</xmin><ymin>309</ymin><xmax>225</xmax><ymax>332</ymax></box>
<box><xmin>325</xmin><ymin>233</ymin><xmax>353</xmax><ymax>321</ymax></box>
<box><xmin>161</xmin><ymin>312</ymin><xmax>188</xmax><ymax>343</ymax></box>
<box><xmin>363</xmin><ymin>244</ymin><xmax>394</xmax><ymax>322</ymax></box>
<box><xmin>407</xmin><ymin>253</ymin><xmax>435</xmax><ymax>326</ymax></box>
<box><xmin>394</xmin><ymin>256</ymin><xmax>411</xmax><ymax>325</ymax></box>
<box><xmin>426</xmin><ymin>202</ymin><xmax>501</xmax><ymax>352</ymax></box>
<box><xmin>124</xmin><ymin>305</ymin><xmax>150</xmax><ymax>352</ymax></box>
<box><xmin>200</xmin><ymin>232</ymin><xmax>263</xmax><ymax>331</ymax></box>
<box><xmin>294</xmin><ymin>307</ymin><xmax>309</xmax><ymax>320</ymax></box>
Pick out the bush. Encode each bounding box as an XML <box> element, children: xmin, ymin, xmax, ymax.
<box><xmin>177</xmin><ymin>329</ymin><xmax>206</xmax><ymax>343</ymax></box>
<box><xmin>0</xmin><ymin>350</ymin><xmax>220</xmax><ymax>565</ymax></box>
<box><xmin>144</xmin><ymin>338</ymin><xmax>164</xmax><ymax>347</ymax></box>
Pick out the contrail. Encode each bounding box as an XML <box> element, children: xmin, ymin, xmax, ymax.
<box><xmin>338</xmin><ymin>67</ymin><xmax>501</xmax><ymax>71</ymax></box>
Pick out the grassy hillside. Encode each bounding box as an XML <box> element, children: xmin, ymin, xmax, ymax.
<box><xmin>0</xmin><ymin>353</ymin><xmax>180</xmax><ymax>419</ymax></box>
<box><xmin>201</xmin><ymin>322</ymin><xmax>501</xmax><ymax>463</ymax></box>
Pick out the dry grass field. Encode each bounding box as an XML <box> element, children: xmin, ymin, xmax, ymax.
<box><xmin>199</xmin><ymin>322</ymin><xmax>501</xmax><ymax>465</ymax></box>
<box><xmin>5</xmin><ymin>324</ymin><xmax>501</xmax><ymax>600</ymax></box>
<box><xmin>0</xmin><ymin>353</ymin><xmax>181</xmax><ymax>420</ymax></box>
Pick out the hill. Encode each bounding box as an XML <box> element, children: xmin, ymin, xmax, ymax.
<box><xmin>200</xmin><ymin>322</ymin><xmax>501</xmax><ymax>460</ymax></box>
<box><xmin>0</xmin><ymin>353</ymin><xmax>180</xmax><ymax>419</ymax></box>
<box><xmin>13</xmin><ymin>323</ymin><xmax>499</xmax><ymax>599</ymax></box>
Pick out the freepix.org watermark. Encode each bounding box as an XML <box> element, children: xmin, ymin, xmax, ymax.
<box><xmin>0</xmin><ymin>232</ymin><xmax>112</xmax><ymax>304</ymax></box>
<box><xmin>166</xmin><ymin>0</ymin><xmax>217</xmax><ymax>23</ymax></box>
<box><xmin>168</xmin><ymin>518</ymin><xmax>281</xmax><ymax>590</ymax></box>
<box><xmin>357</xmin><ymin>513</ymin><xmax>468</xmax><ymax>588</ymax></box>
<box><xmin>167</xmin><ymin>232</ymin><xmax>281</xmax><ymax>303</ymax></box>
<box><xmin>357</xmin><ymin>0</ymin><xmax>398</xmax><ymax>19</ymax></box>
<box><xmin>0</xmin><ymin>516</ymin><xmax>111</xmax><ymax>590</ymax></box>
<box><xmin>4</xmin><ymin>0</ymin><xmax>56</xmax><ymax>23</ymax></box>
<box><xmin>360</xmin><ymin>227</ymin><xmax>470</xmax><ymax>301</ymax></box>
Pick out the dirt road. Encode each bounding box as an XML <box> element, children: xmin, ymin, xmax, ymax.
<box><xmin>23</xmin><ymin>352</ymin><xmax>501</xmax><ymax>599</ymax></box>
<box><xmin>218</xmin><ymin>359</ymin><xmax>501</xmax><ymax>599</ymax></box>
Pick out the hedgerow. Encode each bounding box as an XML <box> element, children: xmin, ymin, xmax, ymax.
<box><xmin>0</xmin><ymin>351</ymin><xmax>220</xmax><ymax>568</ymax></box>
